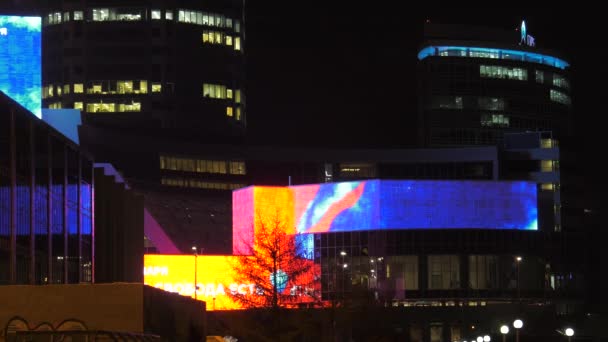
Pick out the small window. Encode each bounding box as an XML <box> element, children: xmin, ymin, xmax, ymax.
<box><xmin>226</xmin><ymin>106</ymin><xmax>233</xmax><ymax>117</ymax></box>
<box><xmin>165</xmin><ymin>11</ymin><xmax>173</xmax><ymax>20</ymax></box>
<box><xmin>63</xmin><ymin>84</ymin><xmax>70</xmax><ymax>95</ymax></box>
<box><xmin>73</xmin><ymin>84</ymin><xmax>84</xmax><ymax>93</ymax></box>
<box><xmin>235</xmin><ymin>37</ymin><xmax>241</xmax><ymax>51</ymax></box>
<box><xmin>225</xmin><ymin>36</ymin><xmax>233</xmax><ymax>46</ymax></box>
<box><xmin>63</xmin><ymin>12</ymin><xmax>70</xmax><ymax>21</ymax></box>
<box><xmin>74</xmin><ymin>102</ymin><xmax>83</xmax><ymax>110</ymax></box>
<box><xmin>236</xmin><ymin>107</ymin><xmax>242</xmax><ymax>121</ymax></box>
<box><xmin>227</xmin><ymin>89</ymin><xmax>233</xmax><ymax>99</ymax></box>
<box><xmin>226</xmin><ymin>18</ymin><xmax>233</xmax><ymax>28</ymax></box>
<box><xmin>235</xmin><ymin>90</ymin><xmax>242</xmax><ymax>104</ymax></box>
<box><xmin>151</xmin><ymin>83</ymin><xmax>162</xmax><ymax>93</ymax></box>
<box><xmin>73</xmin><ymin>11</ymin><xmax>83</xmax><ymax>20</ymax></box>
<box><xmin>151</xmin><ymin>10</ymin><xmax>161</xmax><ymax>20</ymax></box>
<box><xmin>235</xmin><ymin>20</ymin><xmax>240</xmax><ymax>33</ymax></box>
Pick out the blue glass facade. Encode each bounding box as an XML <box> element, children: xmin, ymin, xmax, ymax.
<box><xmin>417</xmin><ymin>45</ymin><xmax>569</xmax><ymax>70</ymax></box>
<box><xmin>0</xmin><ymin>16</ymin><xmax>41</xmax><ymax>118</ymax></box>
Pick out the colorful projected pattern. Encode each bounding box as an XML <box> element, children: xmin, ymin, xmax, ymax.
<box><xmin>144</xmin><ymin>255</ymin><xmax>319</xmax><ymax>311</ymax></box>
<box><xmin>0</xmin><ymin>15</ymin><xmax>41</xmax><ymax>117</ymax></box>
<box><xmin>233</xmin><ymin>180</ymin><xmax>537</xmax><ymax>248</ymax></box>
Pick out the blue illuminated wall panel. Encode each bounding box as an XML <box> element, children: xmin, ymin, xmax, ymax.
<box><xmin>0</xmin><ymin>15</ymin><xmax>41</xmax><ymax>118</ymax></box>
<box><xmin>290</xmin><ymin>180</ymin><xmax>537</xmax><ymax>233</ymax></box>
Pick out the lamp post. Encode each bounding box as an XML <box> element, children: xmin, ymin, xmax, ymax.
<box><xmin>565</xmin><ymin>327</ymin><xmax>574</xmax><ymax>342</ymax></box>
<box><xmin>500</xmin><ymin>325</ymin><xmax>509</xmax><ymax>342</ymax></box>
<box><xmin>513</xmin><ymin>319</ymin><xmax>523</xmax><ymax>342</ymax></box>
<box><xmin>516</xmin><ymin>256</ymin><xmax>522</xmax><ymax>301</ymax></box>
<box><xmin>192</xmin><ymin>246</ymin><xmax>198</xmax><ymax>300</ymax></box>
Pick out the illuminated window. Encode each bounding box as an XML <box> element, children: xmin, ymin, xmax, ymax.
<box><xmin>48</xmin><ymin>102</ymin><xmax>62</xmax><ymax>109</ymax></box>
<box><xmin>226</xmin><ymin>106</ymin><xmax>233</xmax><ymax>117</ymax></box>
<box><xmin>203</xmin><ymin>83</ymin><xmax>227</xmax><ymax>99</ymax></box>
<box><xmin>541</xmin><ymin>160</ymin><xmax>555</xmax><ymax>172</ymax></box>
<box><xmin>226</xmin><ymin>89</ymin><xmax>233</xmax><ymax>99</ymax></box>
<box><xmin>541</xmin><ymin>183</ymin><xmax>555</xmax><ymax>191</ymax></box>
<box><xmin>553</xmin><ymin>74</ymin><xmax>570</xmax><ymax>90</ymax></box>
<box><xmin>225</xmin><ymin>36</ymin><xmax>233</xmax><ymax>46</ymax></box>
<box><xmin>88</xmin><ymin>83</ymin><xmax>102</xmax><ymax>94</ymax></box>
<box><xmin>480</xmin><ymin>114</ymin><xmax>509</xmax><ymax>127</ymax></box>
<box><xmin>63</xmin><ymin>12</ymin><xmax>70</xmax><ymax>21</ymax></box>
<box><xmin>151</xmin><ymin>10</ymin><xmax>161</xmax><ymax>20</ymax></box>
<box><xmin>139</xmin><ymin>80</ymin><xmax>148</xmax><ymax>94</ymax></box>
<box><xmin>202</xmin><ymin>32</ymin><xmax>210</xmax><ymax>43</ymax></box>
<box><xmin>117</xmin><ymin>81</ymin><xmax>133</xmax><ymax>94</ymax></box>
<box><xmin>74</xmin><ymin>102</ymin><xmax>83</xmax><ymax>110</ymax></box>
<box><xmin>478</xmin><ymin>97</ymin><xmax>505</xmax><ymax>111</ymax></box>
<box><xmin>550</xmin><ymin>89</ymin><xmax>571</xmax><ymax>105</ymax></box>
<box><xmin>235</xmin><ymin>20</ymin><xmax>241</xmax><ymax>33</ymax></box>
<box><xmin>87</xmin><ymin>102</ymin><xmax>115</xmax><ymax>113</ymax></box>
<box><xmin>74</xmin><ymin>84</ymin><xmax>84</xmax><ymax>93</ymax></box>
<box><xmin>165</xmin><ymin>11</ymin><xmax>173</xmax><ymax>20</ymax></box>
<box><xmin>63</xmin><ymin>84</ymin><xmax>70</xmax><ymax>95</ymax></box>
<box><xmin>118</xmin><ymin>102</ymin><xmax>141</xmax><ymax>112</ymax></box>
<box><xmin>541</xmin><ymin>138</ymin><xmax>556</xmax><ymax>148</ymax></box>
<box><xmin>229</xmin><ymin>161</ymin><xmax>246</xmax><ymax>175</ymax></box>
<box><xmin>428</xmin><ymin>255</ymin><xmax>460</xmax><ymax>289</ymax></box>
<box><xmin>226</xmin><ymin>18</ymin><xmax>233</xmax><ymax>28</ymax></box>
<box><xmin>151</xmin><ymin>83</ymin><xmax>162</xmax><ymax>93</ymax></box>
<box><xmin>431</xmin><ymin>96</ymin><xmax>462</xmax><ymax>109</ymax></box>
<box><xmin>235</xmin><ymin>90</ymin><xmax>242</xmax><ymax>104</ymax></box>
<box><xmin>480</xmin><ymin>65</ymin><xmax>528</xmax><ymax>81</ymax></box>
<box><xmin>236</xmin><ymin>107</ymin><xmax>242</xmax><ymax>121</ymax></box>
<box><xmin>92</xmin><ymin>8</ymin><xmax>110</xmax><ymax>21</ymax></box>
<box><xmin>56</xmin><ymin>85</ymin><xmax>62</xmax><ymax>97</ymax></box>
<box><xmin>469</xmin><ymin>255</ymin><xmax>499</xmax><ymax>289</ymax></box>
<box><xmin>73</xmin><ymin>11</ymin><xmax>83</xmax><ymax>20</ymax></box>
<box><xmin>535</xmin><ymin>70</ymin><xmax>544</xmax><ymax>83</ymax></box>
<box><xmin>235</xmin><ymin>37</ymin><xmax>241</xmax><ymax>51</ymax></box>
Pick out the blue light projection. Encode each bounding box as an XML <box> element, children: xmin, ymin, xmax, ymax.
<box><xmin>292</xmin><ymin>180</ymin><xmax>538</xmax><ymax>233</ymax></box>
<box><xmin>417</xmin><ymin>45</ymin><xmax>569</xmax><ymax>70</ymax></box>
<box><xmin>0</xmin><ymin>15</ymin><xmax>41</xmax><ymax>118</ymax></box>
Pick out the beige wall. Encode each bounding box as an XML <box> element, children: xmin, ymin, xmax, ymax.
<box><xmin>0</xmin><ymin>283</ymin><xmax>144</xmax><ymax>333</ymax></box>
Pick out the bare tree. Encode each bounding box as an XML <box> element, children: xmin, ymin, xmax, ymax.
<box><xmin>229</xmin><ymin>210</ymin><xmax>320</xmax><ymax>310</ymax></box>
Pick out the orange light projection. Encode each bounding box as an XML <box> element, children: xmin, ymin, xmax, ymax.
<box><xmin>144</xmin><ymin>254</ymin><xmax>255</xmax><ymax>311</ymax></box>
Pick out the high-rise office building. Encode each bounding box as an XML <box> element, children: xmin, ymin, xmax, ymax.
<box><xmin>417</xmin><ymin>22</ymin><xmax>572</xmax><ymax>147</ymax></box>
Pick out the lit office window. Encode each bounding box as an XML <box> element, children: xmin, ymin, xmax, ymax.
<box><xmin>74</xmin><ymin>84</ymin><xmax>84</xmax><ymax>93</ymax></box>
<box><xmin>49</xmin><ymin>85</ymin><xmax>54</xmax><ymax>97</ymax></box>
<box><xmin>235</xmin><ymin>37</ymin><xmax>241</xmax><ymax>51</ymax></box>
<box><xmin>470</xmin><ymin>50</ymin><xmax>499</xmax><ymax>59</ymax></box>
<box><xmin>92</xmin><ymin>8</ymin><xmax>110</xmax><ymax>21</ymax></box>
<box><xmin>541</xmin><ymin>183</ymin><xmax>555</xmax><ymax>191</ymax></box>
<box><xmin>165</xmin><ymin>11</ymin><xmax>173</xmax><ymax>20</ymax></box>
<box><xmin>73</xmin><ymin>11</ymin><xmax>83</xmax><ymax>20</ymax></box>
<box><xmin>235</xmin><ymin>20</ymin><xmax>241</xmax><ymax>33</ymax></box>
<box><xmin>550</xmin><ymin>89</ymin><xmax>571</xmax><ymax>105</ymax></box>
<box><xmin>480</xmin><ymin>114</ymin><xmax>509</xmax><ymax>127</ymax></box>
<box><xmin>225</xmin><ymin>36</ymin><xmax>233</xmax><ymax>46</ymax></box>
<box><xmin>48</xmin><ymin>102</ymin><xmax>62</xmax><ymax>109</ymax></box>
<box><xmin>229</xmin><ymin>161</ymin><xmax>246</xmax><ymax>175</ymax></box>
<box><xmin>236</xmin><ymin>107</ymin><xmax>242</xmax><ymax>121</ymax></box>
<box><xmin>477</xmin><ymin>97</ymin><xmax>505</xmax><ymax>111</ymax></box>
<box><xmin>428</xmin><ymin>255</ymin><xmax>460</xmax><ymax>289</ymax></box>
<box><xmin>541</xmin><ymin>160</ymin><xmax>555</xmax><ymax>172</ymax></box>
<box><xmin>226</xmin><ymin>89</ymin><xmax>233</xmax><ymax>99</ymax></box>
<box><xmin>431</xmin><ymin>96</ymin><xmax>463</xmax><ymax>109</ymax></box>
<box><xmin>87</xmin><ymin>102</ymin><xmax>115</xmax><ymax>113</ymax></box>
<box><xmin>535</xmin><ymin>70</ymin><xmax>544</xmax><ymax>83</ymax></box>
<box><xmin>235</xmin><ymin>90</ymin><xmax>242</xmax><ymax>104</ymax></box>
<box><xmin>226</xmin><ymin>106</ymin><xmax>233</xmax><ymax>117</ymax></box>
<box><xmin>480</xmin><ymin>65</ymin><xmax>528</xmax><ymax>81</ymax></box>
<box><xmin>151</xmin><ymin>83</ymin><xmax>162</xmax><ymax>93</ymax></box>
<box><xmin>73</xmin><ymin>102</ymin><xmax>83</xmax><ymax>110</ymax></box>
<box><xmin>203</xmin><ymin>83</ymin><xmax>227</xmax><ymax>99</ymax></box>
<box><xmin>139</xmin><ymin>80</ymin><xmax>148</xmax><ymax>94</ymax></box>
<box><xmin>88</xmin><ymin>83</ymin><xmax>102</xmax><ymax>94</ymax></box>
<box><xmin>469</xmin><ymin>255</ymin><xmax>499</xmax><ymax>289</ymax></box>
<box><xmin>118</xmin><ymin>102</ymin><xmax>141</xmax><ymax>112</ymax></box>
<box><xmin>553</xmin><ymin>74</ymin><xmax>570</xmax><ymax>90</ymax></box>
<box><xmin>151</xmin><ymin>10</ymin><xmax>161</xmax><ymax>20</ymax></box>
<box><xmin>226</xmin><ymin>18</ymin><xmax>233</xmax><ymax>28</ymax></box>
<box><xmin>63</xmin><ymin>12</ymin><xmax>70</xmax><ymax>21</ymax></box>
<box><xmin>56</xmin><ymin>85</ymin><xmax>62</xmax><ymax>96</ymax></box>
<box><xmin>117</xmin><ymin>81</ymin><xmax>133</xmax><ymax>94</ymax></box>
<box><xmin>63</xmin><ymin>84</ymin><xmax>70</xmax><ymax>95</ymax></box>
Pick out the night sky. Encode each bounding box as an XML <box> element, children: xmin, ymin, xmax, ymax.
<box><xmin>245</xmin><ymin>4</ymin><xmax>604</xmax><ymax>208</ymax></box>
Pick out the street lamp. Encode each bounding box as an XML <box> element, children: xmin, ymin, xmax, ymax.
<box><xmin>565</xmin><ymin>327</ymin><xmax>574</xmax><ymax>342</ymax></box>
<box><xmin>484</xmin><ymin>335</ymin><xmax>491</xmax><ymax>342</ymax></box>
<box><xmin>513</xmin><ymin>319</ymin><xmax>523</xmax><ymax>342</ymax></box>
<box><xmin>500</xmin><ymin>325</ymin><xmax>509</xmax><ymax>342</ymax></box>
<box><xmin>515</xmin><ymin>256</ymin><xmax>522</xmax><ymax>301</ymax></box>
<box><xmin>477</xmin><ymin>336</ymin><xmax>483</xmax><ymax>342</ymax></box>
<box><xmin>192</xmin><ymin>246</ymin><xmax>198</xmax><ymax>300</ymax></box>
